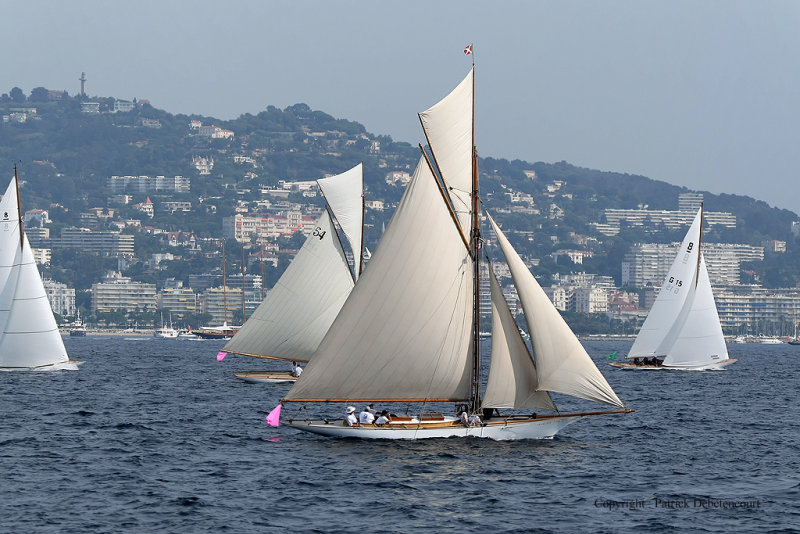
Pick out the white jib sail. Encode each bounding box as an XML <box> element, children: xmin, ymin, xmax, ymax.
<box><xmin>487</xmin><ymin>214</ymin><xmax>624</xmax><ymax>408</ymax></box>
<box><xmin>482</xmin><ymin>268</ymin><xmax>556</xmax><ymax>411</ymax></box>
<box><xmin>628</xmin><ymin>208</ymin><xmax>702</xmax><ymax>358</ymax></box>
<box><xmin>317</xmin><ymin>163</ymin><xmax>364</xmax><ymax>279</ymax></box>
<box><xmin>418</xmin><ymin>68</ymin><xmax>474</xmax><ymax>236</ymax></box>
<box><xmin>222</xmin><ymin>210</ymin><xmax>354</xmax><ymax>362</ymax></box>
<box><xmin>285</xmin><ymin>156</ymin><xmax>474</xmax><ymax>402</ymax></box>
<box><xmin>660</xmin><ymin>255</ymin><xmax>729</xmax><ymax>368</ymax></box>
<box><xmin>0</xmin><ymin>235</ymin><xmax>69</xmax><ymax>368</ymax></box>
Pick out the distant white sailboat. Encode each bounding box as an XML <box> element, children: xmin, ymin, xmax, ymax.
<box><xmin>0</xmin><ymin>168</ymin><xmax>81</xmax><ymax>371</ymax></box>
<box><xmin>280</xmin><ymin>65</ymin><xmax>632</xmax><ymax>440</ymax></box>
<box><xmin>221</xmin><ymin>164</ymin><xmax>363</xmax><ymax>383</ymax></box>
<box><xmin>612</xmin><ymin>205</ymin><xmax>737</xmax><ymax>371</ymax></box>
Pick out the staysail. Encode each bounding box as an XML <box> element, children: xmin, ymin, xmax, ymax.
<box><xmin>284</xmin><ymin>156</ymin><xmax>474</xmax><ymax>402</ymax></box>
<box><xmin>482</xmin><ymin>268</ymin><xmax>556</xmax><ymax>411</ymax></box>
<box><xmin>418</xmin><ymin>68</ymin><xmax>474</xmax><ymax>236</ymax></box>
<box><xmin>487</xmin><ymin>214</ymin><xmax>624</xmax><ymax>407</ymax></box>
<box><xmin>317</xmin><ymin>163</ymin><xmax>364</xmax><ymax>279</ymax></box>
<box><xmin>628</xmin><ymin>208</ymin><xmax>702</xmax><ymax>359</ymax></box>
<box><xmin>221</xmin><ymin>210</ymin><xmax>354</xmax><ymax>362</ymax></box>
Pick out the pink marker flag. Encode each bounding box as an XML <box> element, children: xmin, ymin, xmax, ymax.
<box><xmin>216</xmin><ymin>351</ymin><xmax>227</xmax><ymax>362</ymax></box>
<box><xmin>266</xmin><ymin>404</ymin><xmax>282</xmax><ymax>427</ymax></box>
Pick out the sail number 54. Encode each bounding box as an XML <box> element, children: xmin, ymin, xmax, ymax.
<box><xmin>313</xmin><ymin>227</ymin><xmax>326</xmax><ymax>240</ymax></box>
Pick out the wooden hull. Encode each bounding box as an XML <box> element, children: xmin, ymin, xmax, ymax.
<box><xmin>234</xmin><ymin>370</ymin><xmax>297</xmax><ymax>384</ymax></box>
<box><xmin>287</xmin><ymin>410</ymin><xmax>632</xmax><ymax>440</ymax></box>
<box><xmin>610</xmin><ymin>358</ymin><xmax>737</xmax><ymax>371</ymax></box>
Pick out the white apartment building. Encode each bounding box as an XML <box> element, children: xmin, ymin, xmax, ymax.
<box><xmin>622</xmin><ymin>243</ymin><xmax>764</xmax><ymax>287</ymax></box>
<box><xmin>200</xmin><ymin>287</ymin><xmax>244</xmax><ymax>326</ymax></box>
<box><xmin>572</xmin><ymin>287</ymin><xmax>609</xmax><ymax>314</ymax></box>
<box><xmin>91</xmin><ymin>272</ymin><xmax>157</xmax><ymax>314</ymax></box>
<box><xmin>107</xmin><ymin>175</ymin><xmax>191</xmax><ymax>193</ymax></box>
<box><xmin>714</xmin><ymin>285</ymin><xmax>800</xmax><ymax>334</ymax></box>
<box><xmin>42</xmin><ymin>279</ymin><xmax>76</xmax><ymax>317</ymax></box>
<box><xmin>601</xmin><ymin>208</ymin><xmax>736</xmax><ymax>235</ymax></box>
<box><xmin>158</xmin><ymin>288</ymin><xmax>198</xmax><ymax>319</ymax></box>
<box><xmin>222</xmin><ymin>211</ymin><xmax>319</xmax><ymax>242</ymax></box>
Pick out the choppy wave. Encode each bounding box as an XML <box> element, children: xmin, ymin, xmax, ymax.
<box><xmin>0</xmin><ymin>337</ymin><xmax>796</xmax><ymax>532</ymax></box>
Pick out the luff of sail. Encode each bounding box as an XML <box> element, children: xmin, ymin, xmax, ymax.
<box><xmin>284</xmin><ymin>156</ymin><xmax>474</xmax><ymax>402</ymax></box>
<box><xmin>418</xmin><ymin>68</ymin><xmax>474</xmax><ymax>236</ymax></box>
<box><xmin>487</xmin><ymin>214</ymin><xmax>624</xmax><ymax>408</ymax></box>
<box><xmin>221</xmin><ymin>210</ymin><xmax>354</xmax><ymax>362</ymax></box>
<box><xmin>317</xmin><ymin>163</ymin><xmax>364</xmax><ymax>279</ymax></box>
<box><xmin>628</xmin><ymin>208</ymin><xmax>702</xmax><ymax>359</ymax></box>
<box><xmin>482</xmin><ymin>268</ymin><xmax>556</xmax><ymax>411</ymax></box>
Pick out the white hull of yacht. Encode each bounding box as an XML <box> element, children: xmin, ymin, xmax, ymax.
<box><xmin>0</xmin><ymin>360</ymin><xmax>83</xmax><ymax>371</ymax></box>
<box><xmin>234</xmin><ymin>371</ymin><xmax>297</xmax><ymax>384</ymax></box>
<box><xmin>610</xmin><ymin>358</ymin><xmax>737</xmax><ymax>371</ymax></box>
<box><xmin>286</xmin><ymin>411</ymin><xmax>634</xmax><ymax>440</ymax></box>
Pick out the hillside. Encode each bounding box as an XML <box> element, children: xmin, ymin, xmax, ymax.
<box><xmin>2</xmin><ymin>87</ymin><xmax>799</xmax><ymax>296</ymax></box>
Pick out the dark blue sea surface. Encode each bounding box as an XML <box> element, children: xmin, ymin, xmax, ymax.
<box><xmin>1</xmin><ymin>336</ymin><xmax>797</xmax><ymax>533</ymax></box>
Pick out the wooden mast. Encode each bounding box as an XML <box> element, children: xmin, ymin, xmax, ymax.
<box><xmin>241</xmin><ymin>245</ymin><xmax>247</xmax><ymax>322</ymax></box>
<box><xmin>359</xmin><ymin>170</ymin><xmax>365</xmax><ymax>277</ymax></box>
<box><xmin>14</xmin><ymin>165</ymin><xmax>23</xmax><ymax>250</ymax></box>
<box><xmin>260</xmin><ymin>243</ymin><xmax>265</xmax><ymax>300</ymax></box>
<box><xmin>469</xmin><ymin>59</ymin><xmax>481</xmax><ymax>414</ymax></box>
<box><xmin>222</xmin><ymin>240</ymin><xmax>227</xmax><ymax>325</ymax></box>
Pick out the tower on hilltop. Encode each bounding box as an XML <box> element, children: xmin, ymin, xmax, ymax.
<box><xmin>79</xmin><ymin>72</ymin><xmax>87</xmax><ymax>97</ymax></box>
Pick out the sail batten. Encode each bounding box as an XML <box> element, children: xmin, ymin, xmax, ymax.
<box><xmin>487</xmin><ymin>214</ymin><xmax>624</xmax><ymax>408</ymax></box>
<box><xmin>222</xmin><ymin>210</ymin><xmax>354</xmax><ymax>362</ymax></box>
<box><xmin>284</xmin><ymin>156</ymin><xmax>474</xmax><ymax>402</ymax></box>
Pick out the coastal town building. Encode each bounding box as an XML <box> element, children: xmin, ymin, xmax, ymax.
<box><xmin>91</xmin><ymin>272</ymin><xmax>157</xmax><ymax>315</ymax></box>
<box><xmin>51</xmin><ymin>228</ymin><xmax>135</xmax><ymax>257</ymax></box>
<box><xmin>621</xmin><ymin>243</ymin><xmax>764</xmax><ymax>287</ymax></box>
<box><xmin>107</xmin><ymin>175</ymin><xmax>190</xmax><ymax>193</ymax></box>
<box><xmin>42</xmin><ymin>279</ymin><xmax>76</xmax><ymax>317</ymax></box>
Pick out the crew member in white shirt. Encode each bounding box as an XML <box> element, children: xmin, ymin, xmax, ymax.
<box><xmin>291</xmin><ymin>362</ymin><xmax>303</xmax><ymax>377</ymax></box>
<box><xmin>345</xmin><ymin>406</ymin><xmax>358</xmax><ymax>426</ymax></box>
<box><xmin>359</xmin><ymin>406</ymin><xmax>375</xmax><ymax>425</ymax></box>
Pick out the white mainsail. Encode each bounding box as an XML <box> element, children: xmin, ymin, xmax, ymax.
<box><xmin>658</xmin><ymin>256</ymin><xmax>729</xmax><ymax>368</ymax></box>
<box><xmin>487</xmin><ymin>214</ymin><xmax>624</xmax><ymax>408</ymax></box>
<box><xmin>628</xmin><ymin>209</ymin><xmax>702</xmax><ymax>359</ymax></box>
<box><xmin>222</xmin><ymin>210</ymin><xmax>354</xmax><ymax>362</ymax></box>
<box><xmin>0</xmin><ymin>174</ymin><xmax>70</xmax><ymax>369</ymax></box>
<box><xmin>285</xmin><ymin>156</ymin><xmax>474</xmax><ymax>402</ymax></box>
<box><xmin>482</xmin><ymin>268</ymin><xmax>556</xmax><ymax>411</ymax></box>
<box><xmin>317</xmin><ymin>163</ymin><xmax>364</xmax><ymax>279</ymax></box>
<box><xmin>418</xmin><ymin>68</ymin><xmax>474</xmax><ymax>236</ymax></box>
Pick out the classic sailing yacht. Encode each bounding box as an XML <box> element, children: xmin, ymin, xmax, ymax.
<box><xmin>611</xmin><ymin>206</ymin><xmax>737</xmax><ymax>370</ymax></box>
<box><xmin>0</xmin><ymin>168</ymin><xmax>81</xmax><ymax>371</ymax></box>
<box><xmin>221</xmin><ymin>164</ymin><xmax>363</xmax><ymax>383</ymax></box>
<box><xmin>279</xmin><ymin>66</ymin><xmax>632</xmax><ymax>440</ymax></box>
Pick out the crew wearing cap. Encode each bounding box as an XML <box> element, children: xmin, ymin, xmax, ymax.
<box><xmin>345</xmin><ymin>406</ymin><xmax>358</xmax><ymax>426</ymax></box>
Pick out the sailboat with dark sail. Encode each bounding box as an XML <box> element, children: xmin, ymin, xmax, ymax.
<box><xmin>278</xmin><ymin>63</ymin><xmax>632</xmax><ymax>439</ymax></box>
<box><xmin>220</xmin><ymin>164</ymin><xmax>364</xmax><ymax>382</ymax></box>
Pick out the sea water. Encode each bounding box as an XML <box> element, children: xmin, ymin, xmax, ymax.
<box><xmin>0</xmin><ymin>337</ymin><xmax>796</xmax><ymax>533</ymax></box>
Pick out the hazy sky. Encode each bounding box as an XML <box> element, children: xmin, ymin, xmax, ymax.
<box><xmin>6</xmin><ymin>1</ymin><xmax>800</xmax><ymax>215</ymax></box>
